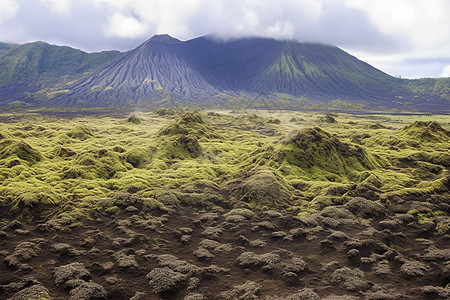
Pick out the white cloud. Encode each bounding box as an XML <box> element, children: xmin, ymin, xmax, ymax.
<box><xmin>104</xmin><ymin>13</ymin><xmax>150</xmax><ymax>39</ymax></box>
<box><xmin>95</xmin><ymin>0</ymin><xmax>206</xmax><ymax>39</ymax></box>
<box><xmin>89</xmin><ymin>0</ymin><xmax>400</xmax><ymax>52</ymax></box>
<box><xmin>345</xmin><ymin>0</ymin><xmax>450</xmax><ymax>57</ymax></box>
<box><xmin>1</xmin><ymin>0</ymin><xmax>450</xmax><ymax>78</ymax></box>
<box><xmin>265</xmin><ymin>21</ymin><xmax>295</xmax><ymax>39</ymax></box>
<box><xmin>441</xmin><ymin>65</ymin><xmax>450</xmax><ymax>78</ymax></box>
<box><xmin>0</xmin><ymin>0</ymin><xmax>19</xmax><ymax>22</ymax></box>
<box><xmin>40</xmin><ymin>0</ymin><xmax>71</xmax><ymax>15</ymax></box>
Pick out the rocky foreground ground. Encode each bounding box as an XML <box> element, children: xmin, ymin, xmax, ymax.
<box><xmin>1</xmin><ymin>193</ymin><xmax>449</xmax><ymax>300</ymax></box>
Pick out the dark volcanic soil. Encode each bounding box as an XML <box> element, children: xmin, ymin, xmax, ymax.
<box><xmin>1</xmin><ymin>202</ymin><xmax>449</xmax><ymax>300</ymax></box>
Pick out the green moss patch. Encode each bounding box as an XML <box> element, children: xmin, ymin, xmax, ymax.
<box><xmin>400</xmin><ymin>121</ymin><xmax>450</xmax><ymax>142</ymax></box>
<box><xmin>62</xmin><ymin>149</ymin><xmax>127</xmax><ymax>179</ymax></box>
<box><xmin>277</xmin><ymin>127</ymin><xmax>379</xmax><ymax>180</ymax></box>
<box><xmin>0</xmin><ymin>139</ymin><xmax>42</xmax><ymax>164</ymax></box>
<box><xmin>125</xmin><ymin>147</ymin><xmax>152</xmax><ymax>168</ymax></box>
<box><xmin>0</xmin><ymin>110</ymin><xmax>448</xmax><ymax>222</ymax></box>
<box><xmin>127</xmin><ymin>115</ymin><xmax>142</xmax><ymax>124</ymax></box>
<box><xmin>52</xmin><ymin>146</ymin><xmax>76</xmax><ymax>158</ymax></box>
<box><xmin>0</xmin><ymin>131</ymin><xmax>10</xmax><ymax>140</ymax></box>
<box><xmin>158</xmin><ymin>112</ymin><xmax>217</xmax><ymax>138</ymax></box>
<box><xmin>407</xmin><ymin>152</ymin><xmax>450</xmax><ymax>167</ymax></box>
<box><xmin>66</xmin><ymin>125</ymin><xmax>93</xmax><ymax>140</ymax></box>
<box><xmin>162</xmin><ymin>135</ymin><xmax>203</xmax><ymax>160</ymax></box>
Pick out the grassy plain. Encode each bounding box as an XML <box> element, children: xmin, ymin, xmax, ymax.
<box><xmin>0</xmin><ymin>109</ymin><xmax>448</xmax><ymax>227</ymax></box>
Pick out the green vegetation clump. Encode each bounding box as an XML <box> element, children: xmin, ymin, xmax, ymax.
<box><xmin>159</xmin><ymin>123</ymin><xmax>189</xmax><ymax>136</ymax></box>
<box><xmin>155</xmin><ymin>108</ymin><xmax>178</xmax><ymax>116</ymax></box>
<box><xmin>0</xmin><ymin>139</ymin><xmax>42</xmax><ymax>164</ymax></box>
<box><xmin>127</xmin><ymin>115</ymin><xmax>142</xmax><ymax>124</ymax></box>
<box><xmin>358</xmin><ymin>172</ymin><xmax>383</xmax><ymax>188</ymax></box>
<box><xmin>178</xmin><ymin>181</ymin><xmax>225</xmax><ymax>208</ymax></box>
<box><xmin>267</xmin><ymin>118</ymin><xmax>281</xmax><ymax>124</ymax></box>
<box><xmin>0</xmin><ymin>181</ymin><xmax>65</xmax><ymax>222</ymax></box>
<box><xmin>368</xmin><ymin>123</ymin><xmax>388</xmax><ymax>129</ymax></box>
<box><xmin>62</xmin><ymin>149</ymin><xmax>127</xmax><ymax>179</ymax></box>
<box><xmin>52</xmin><ymin>146</ymin><xmax>76</xmax><ymax>158</ymax></box>
<box><xmin>162</xmin><ymin>135</ymin><xmax>203</xmax><ymax>160</ymax></box>
<box><xmin>320</xmin><ymin>114</ymin><xmax>337</xmax><ymax>123</ymax></box>
<box><xmin>125</xmin><ymin>147</ymin><xmax>152</xmax><ymax>168</ymax></box>
<box><xmin>400</xmin><ymin>121</ymin><xmax>450</xmax><ymax>142</ymax></box>
<box><xmin>156</xmin><ymin>112</ymin><xmax>220</xmax><ymax>161</ymax></box>
<box><xmin>66</xmin><ymin>125</ymin><xmax>93</xmax><ymax>140</ymax></box>
<box><xmin>238</xmin><ymin>114</ymin><xmax>266</xmax><ymax>127</ymax></box>
<box><xmin>278</xmin><ymin>127</ymin><xmax>378</xmax><ymax>180</ymax></box>
<box><xmin>407</xmin><ymin>152</ymin><xmax>450</xmax><ymax>167</ymax></box>
<box><xmin>159</xmin><ymin>112</ymin><xmax>216</xmax><ymax>138</ymax></box>
<box><xmin>94</xmin><ymin>192</ymin><xmax>164</xmax><ymax>215</ymax></box>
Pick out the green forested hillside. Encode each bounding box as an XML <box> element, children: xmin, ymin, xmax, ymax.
<box><xmin>405</xmin><ymin>78</ymin><xmax>450</xmax><ymax>100</ymax></box>
<box><xmin>0</xmin><ymin>41</ymin><xmax>122</xmax><ymax>85</ymax></box>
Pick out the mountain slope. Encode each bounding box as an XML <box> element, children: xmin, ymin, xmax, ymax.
<box><xmin>0</xmin><ymin>42</ymin><xmax>122</xmax><ymax>85</ymax></box>
<box><xmin>56</xmin><ymin>35</ymin><xmax>219</xmax><ymax>107</ymax></box>
<box><xmin>49</xmin><ymin>35</ymin><xmax>421</xmax><ymax>109</ymax></box>
<box><xmin>182</xmin><ymin>37</ymin><xmax>399</xmax><ymax>100</ymax></box>
<box><xmin>0</xmin><ymin>42</ymin><xmax>122</xmax><ymax>106</ymax></box>
<box><xmin>1</xmin><ymin>35</ymin><xmax>449</xmax><ymax>111</ymax></box>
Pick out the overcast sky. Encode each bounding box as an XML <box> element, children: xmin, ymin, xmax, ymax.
<box><xmin>1</xmin><ymin>0</ymin><xmax>450</xmax><ymax>79</ymax></box>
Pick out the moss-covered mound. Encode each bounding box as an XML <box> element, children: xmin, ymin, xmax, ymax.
<box><xmin>0</xmin><ymin>139</ymin><xmax>42</xmax><ymax>164</ymax></box>
<box><xmin>278</xmin><ymin>127</ymin><xmax>378</xmax><ymax>179</ymax></box>
<box><xmin>127</xmin><ymin>115</ymin><xmax>141</xmax><ymax>124</ymax></box>
<box><xmin>0</xmin><ymin>182</ymin><xmax>64</xmax><ymax>222</ymax></box>
<box><xmin>67</xmin><ymin>125</ymin><xmax>93</xmax><ymax>140</ymax></box>
<box><xmin>125</xmin><ymin>147</ymin><xmax>152</xmax><ymax>168</ymax></box>
<box><xmin>407</xmin><ymin>151</ymin><xmax>450</xmax><ymax>168</ymax></box>
<box><xmin>154</xmin><ymin>107</ymin><xmax>178</xmax><ymax>116</ymax></box>
<box><xmin>319</xmin><ymin>114</ymin><xmax>337</xmax><ymax>123</ymax></box>
<box><xmin>158</xmin><ymin>112</ymin><xmax>216</xmax><ymax>138</ymax></box>
<box><xmin>62</xmin><ymin>149</ymin><xmax>127</xmax><ymax>179</ymax></box>
<box><xmin>162</xmin><ymin>135</ymin><xmax>203</xmax><ymax>160</ymax></box>
<box><xmin>228</xmin><ymin>169</ymin><xmax>294</xmax><ymax>208</ymax></box>
<box><xmin>52</xmin><ymin>146</ymin><xmax>76</xmax><ymax>158</ymax></box>
<box><xmin>400</xmin><ymin>121</ymin><xmax>450</xmax><ymax>142</ymax></box>
<box><xmin>157</xmin><ymin>112</ymin><xmax>215</xmax><ymax>160</ymax></box>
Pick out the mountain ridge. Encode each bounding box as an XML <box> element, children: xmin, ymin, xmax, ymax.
<box><xmin>51</xmin><ymin>35</ymin><xmax>412</xmax><ymax>108</ymax></box>
<box><xmin>0</xmin><ymin>41</ymin><xmax>122</xmax><ymax>85</ymax></box>
<box><xmin>0</xmin><ymin>35</ymin><xmax>449</xmax><ymax>112</ymax></box>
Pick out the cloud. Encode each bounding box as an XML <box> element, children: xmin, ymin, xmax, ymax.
<box><xmin>0</xmin><ymin>0</ymin><xmax>449</xmax><ymax>77</ymax></box>
<box><xmin>345</xmin><ymin>0</ymin><xmax>450</xmax><ymax>56</ymax></box>
<box><xmin>87</xmin><ymin>0</ymin><xmax>406</xmax><ymax>54</ymax></box>
<box><xmin>441</xmin><ymin>65</ymin><xmax>450</xmax><ymax>78</ymax></box>
<box><xmin>349</xmin><ymin>55</ymin><xmax>450</xmax><ymax>79</ymax></box>
<box><xmin>104</xmin><ymin>13</ymin><xmax>150</xmax><ymax>38</ymax></box>
<box><xmin>0</xmin><ymin>0</ymin><xmax>19</xmax><ymax>22</ymax></box>
<box><xmin>40</xmin><ymin>0</ymin><xmax>71</xmax><ymax>15</ymax></box>
<box><xmin>265</xmin><ymin>21</ymin><xmax>295</xmax><ymax>39</ymax></box>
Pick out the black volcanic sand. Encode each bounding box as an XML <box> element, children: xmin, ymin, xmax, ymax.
<box><xmin>1</xmin><ymin>201</ymin><xmax>449</xmax><ymax>299</ymax></box>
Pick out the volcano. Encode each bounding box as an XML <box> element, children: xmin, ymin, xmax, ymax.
<box><xmin>2</xmin><ymin>34</ymin><xmax>448</xmax><ymax>111</ymax></box>
<box><xmin>48</xmin><ymin>34</ymin><xmax>408</xmax><ymax>108</ymax></box>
